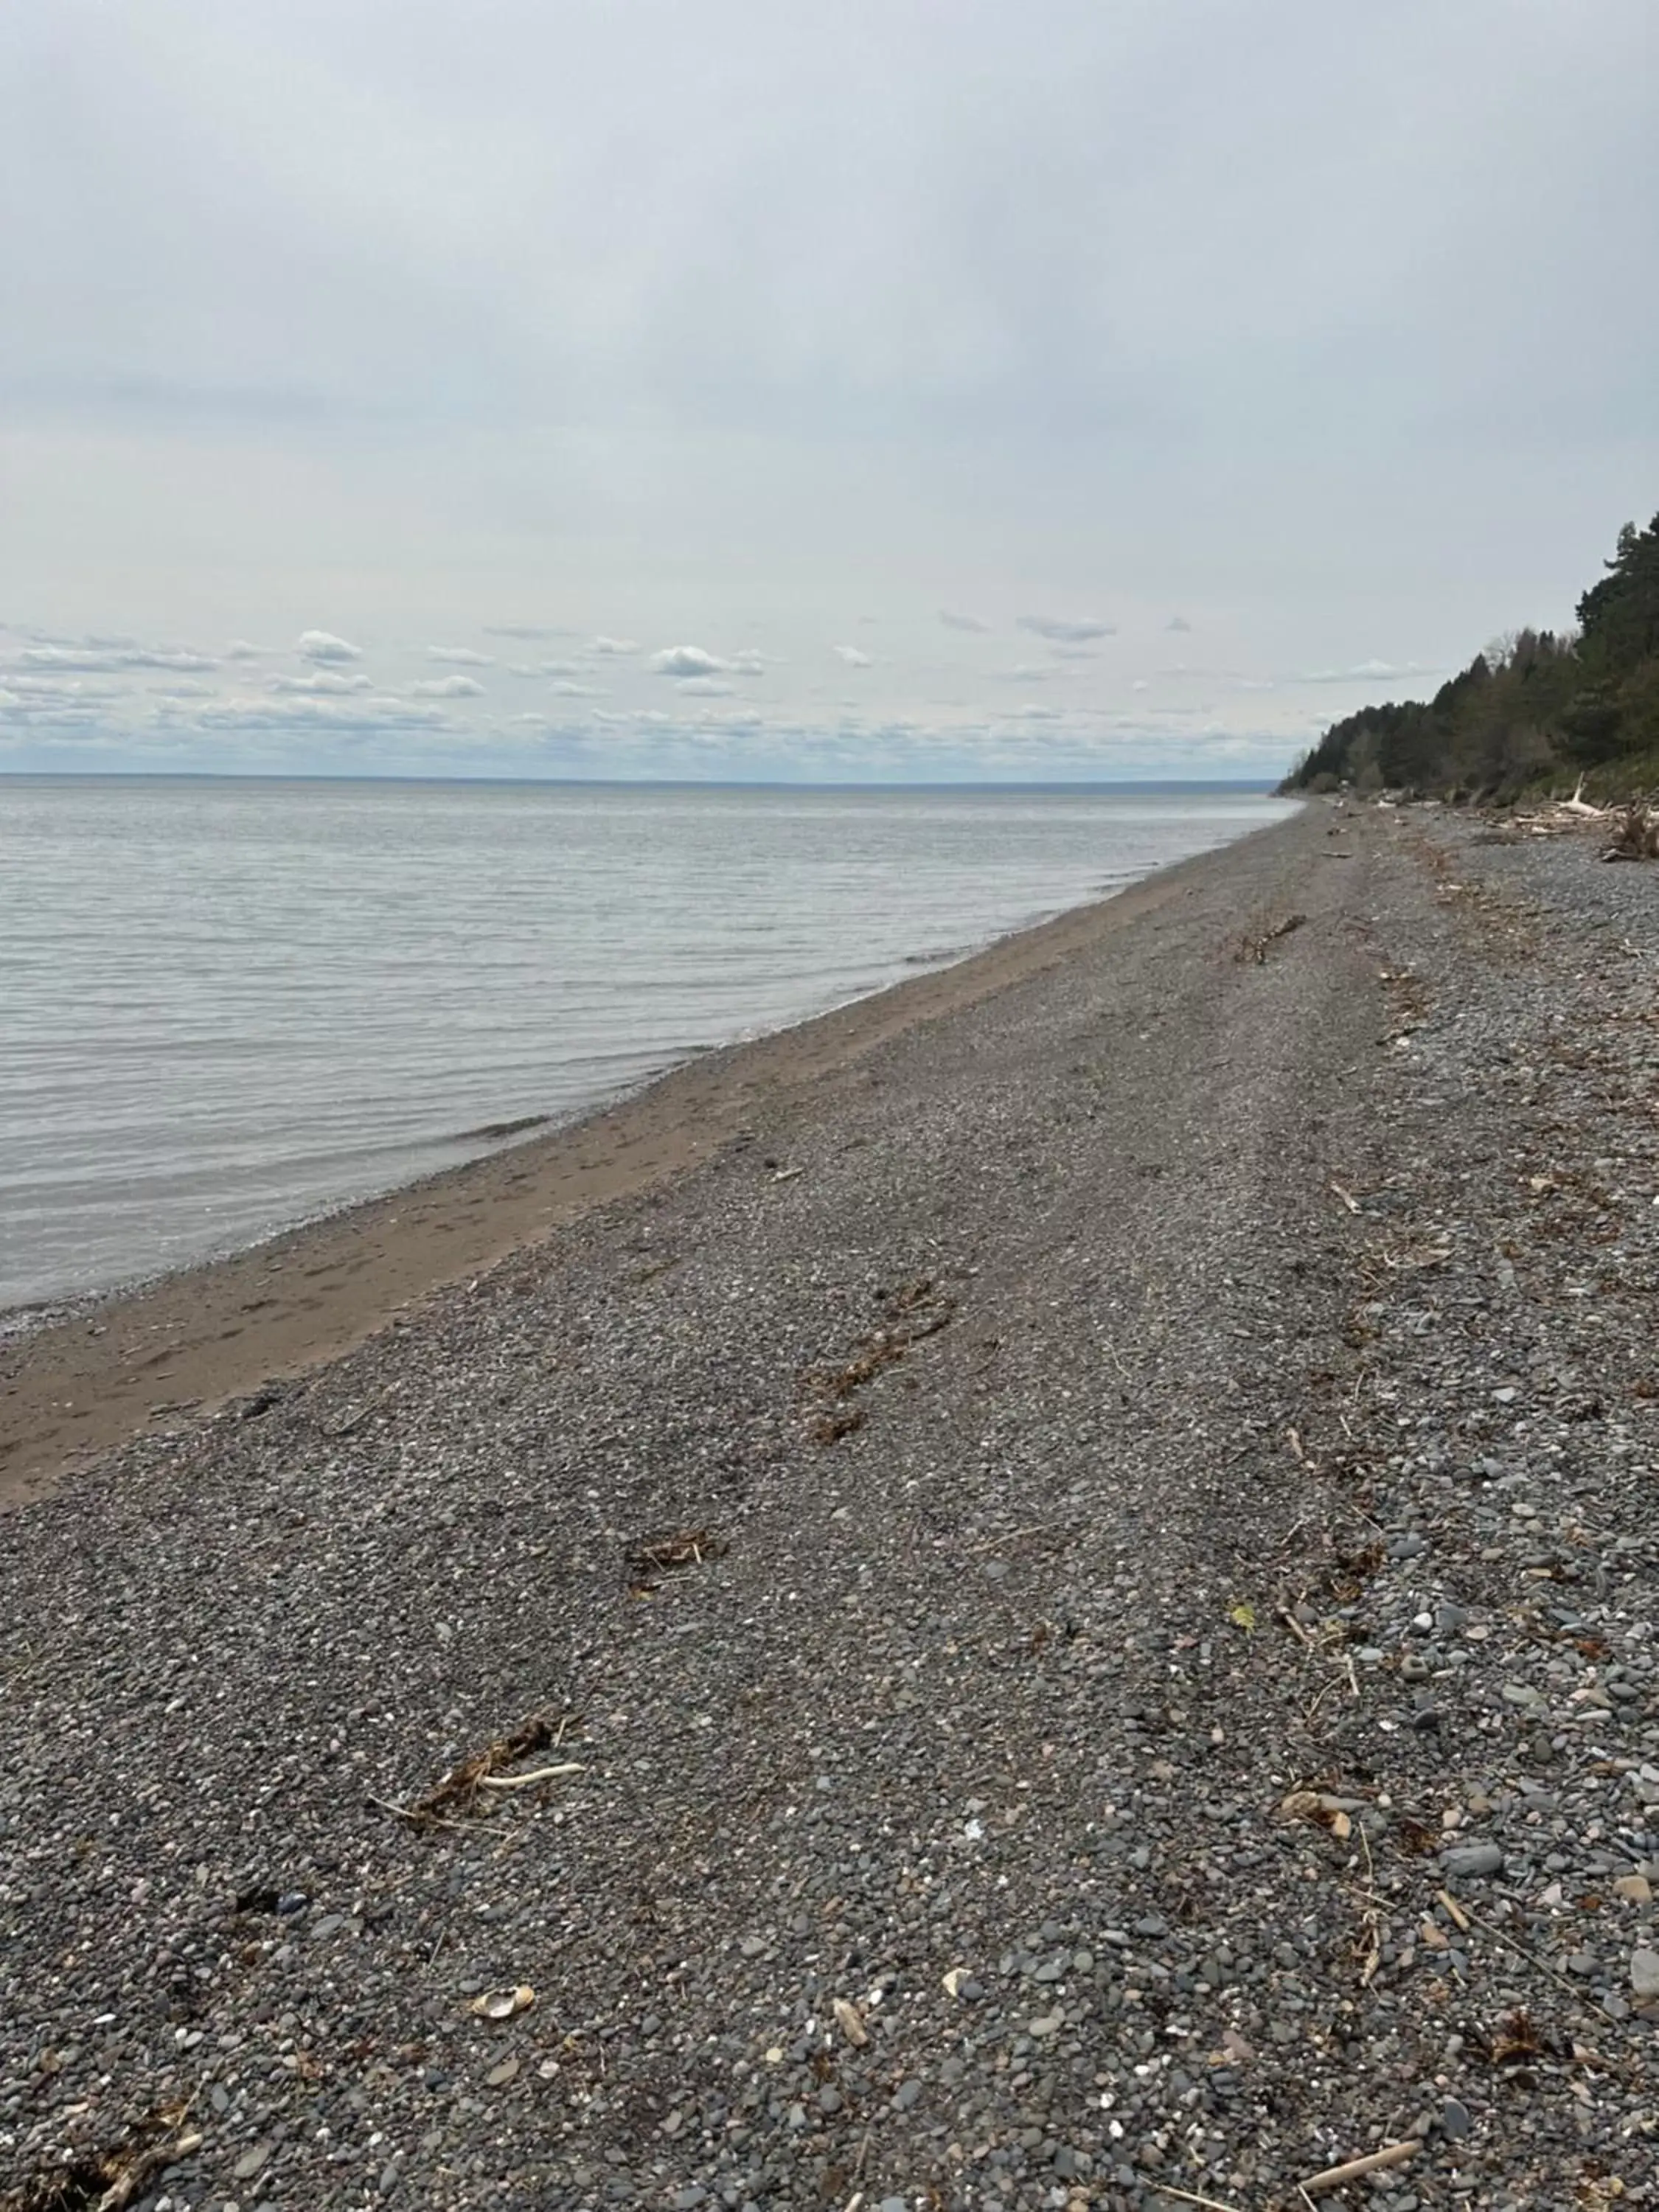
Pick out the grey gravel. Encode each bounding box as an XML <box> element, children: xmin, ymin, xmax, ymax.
<box><xmin>1</xmin><ymin>799</ymin><xmax>1657</xmax><ymax>2210</ymax></box>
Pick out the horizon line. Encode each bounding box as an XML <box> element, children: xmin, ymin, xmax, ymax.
<box><xmin>0</xmin><ymin>768</ymin><xmax>1284</xmax><ymax>792</ymax></box>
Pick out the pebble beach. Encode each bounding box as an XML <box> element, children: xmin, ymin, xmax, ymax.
<box><xmin>2</xmin><ymin>799</ymin><xmax>1657</xmax><ymax>2211</ymax></box>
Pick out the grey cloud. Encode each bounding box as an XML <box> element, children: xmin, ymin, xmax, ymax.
<box><xmin>835</xmin><ymin>645</ymin><xmax>873</xmax><ymax>667</ymax></box>
<box><xmin>677</xmin><ymin>675</ymin><xmax>736</xmax><ymax>697</ymax></box>
<box><xmin>3</xmin><ymin>672</ymin><xmax>129</xmax><ymax>700</ymax></box>
<box><xmin>225</xmin><ymin>639</ymin><xmax>277</xmax><ymax>659</ymax></box>
<box><xmin>484</xmin><ymin>625</ymin><xmax>565</xmax><ymax>640</ymax></box>
<box><xmin>296</xmin><ymin>630</ymin><xmax>363</xmax><ymax>664</ymax></box>
<box><xmin>427</xmin><ymin>645</ymin><xmax>494</xmax><ymax>665</ymax></box>
<box><xmin>549</xmin><ymin>680</ymin><xmax>604</xmax><ymax>697</ymax></box>
<box><xmin>1293</xmin><ymin>660</ymin><xmax>1439</xmax><ymax>684</ymax></box>
<box><xmin>0</xmin><ymin>696</ymin><xmax>108</xmax><ymax>730</ymax></box>
<box><xmin>591</xmin><ymin>637</ymin><xmax>641</xmax><ymax>656</ymax></box>
<box><xmin>7</xmin><ymin>642</ymin><xmax>216</xmax><ymax>673</ymax></box>
<box><xmin>1167</xmin><ymin>615</ymin><xmax>1192</xmax><ymax>633</ymax></box>
<box><xmin>196</xmin><ymin>696</ymin><xmax>448</xmax><ymax>732</ymax></box>
<box><xmin>1016</xmin><ymin>616</ymin><xmax>1115</xmax><ymax>644</ymax></box>
<box><xmin>411</xmin><ymin>674</ymin><xmax>486</xmax><ymax>698</ymax></box>
<box><xmin>939</xmin><ymin>610</ymin><xmax>990</xmax><ymax>633</ymax></box>
<box><xmin>271</xmin><ymin>670</ymin><xmax>373</xmax><ymax>694</ymax></box>
<box><xmin>650</xmin><ymin>645</ymin><xmax>728</xmax><ymax>676</ymax></box>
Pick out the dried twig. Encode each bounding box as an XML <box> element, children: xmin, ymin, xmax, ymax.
<box><xmin>1237</xmin><ymin>911</ymin><xmax>1308</xmax><ymax>965</ymax></box>
<box><xmin>964</xmin><ymin>1525</ymin><xmax>1060</xmax><ymax>1556</ymax></box>
<box><xmin>1276</xmin><ymin>1605</ymin><xmax>1316</xmax><ymax>1649</ymax></box>
<box><xmin>381</xmin><ymin>1713</ymin><xmax>577</xmax><ymax>1829</ymax></box>
<box><xmin>367</xmin><ymin>1792</ymin><xmax>472</xmax><ymax>1834</ymax></box>
<box><xmin>475</xmin><ymin>1762</ymin><xmax>585</xmax><ymax>1791</ymax></box>
<box><xmin>1298</xmin><ymin>2139</ymin><xmax>1417</xmax><ymax>2193</ymax></box>
<box><xmin>1457</xmin><ymin>1898</ymin><xmax>1604</xmax><ymax>2005</ymax></box>
<box><xmin>1155</xmin><ymin>2187</ymin><xmax>1250</xmax><ymax>2212</ymax></box>
<box><xmin>625</xmin><ymin>1528</ymin><xmax>725</xmax><ymax>1579</ymax></box>
<box><xmin>7</xmin><ymin>2101</ymin><xmax>203</xmax><ymax>2212</ymax></box>
<box><xmin>1354</xmin><ymin>1823</ymin><xmax>1382</xmax><ymax>1987</ymax></box>
<box><xmin>799</xmin><ymin>1279</ymin><xmax>958</xmax><ymax>1410</ymax></box>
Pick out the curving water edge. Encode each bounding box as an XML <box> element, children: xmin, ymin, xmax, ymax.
<box><xmin>1</xmin><ymin>779</ymin><xmax>1293</xmax><ymax>1307</ymax></box>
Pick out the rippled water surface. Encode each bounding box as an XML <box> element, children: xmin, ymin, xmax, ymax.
<box><xmin>1</xmin><ymin>778</ymin><xmax>1292</xmax><ymax>1304</ymax></box>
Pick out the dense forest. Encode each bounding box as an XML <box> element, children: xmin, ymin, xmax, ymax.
<box><xmin>1281</xmin><ymin>511</ymin><xmax>1659</xmax><ymax>800</ymax></box>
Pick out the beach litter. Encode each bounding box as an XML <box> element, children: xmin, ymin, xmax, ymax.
<box><xmin>380</xmin><ymin>1713</ymin><xmax>583</xmax><ymax>1829</ymax></box>
<box><xmin>4</xmin><ymin>2103</ymin><xmax>202</xmax><ymax>2212</ymax></box>
<box><xmin>798</xmin><ymin>1276</ymin><xmax>958</xmax><ymax>1446</ymax></box>
<box><xmin>1236</xmin><ymin>910</ymin><xmax>1307</xmax><ymax>964</ymax></box>
<box><xmin>625</xmin><ymin>1526</ymin><xmax>726</xmax><ymax>1587</ymax></box>
<box><xmin>469</xmin><ymin>1985</ymin><xmax>535</xmax><ymax>2021</ymax></box>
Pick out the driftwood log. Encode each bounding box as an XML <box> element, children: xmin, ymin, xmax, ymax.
<box><xmin>1602</xmin><ymin>799</ymin><xmax>1659</xmax><ymax>861</ymax></box>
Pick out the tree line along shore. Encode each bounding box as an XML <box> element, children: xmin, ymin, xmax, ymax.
<box><xmin>1281</xmin><ymin>511</ymin><xmax>1659</xmax><ymax>804</ymax></box>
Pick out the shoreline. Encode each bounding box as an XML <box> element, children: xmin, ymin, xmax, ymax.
<box><xmin>4</xmin><ymin>795</ymin><xmax>1655</xmax><ymax>2205</ymax></box>
<box><xmin>0</xmin><ymin>821</ymin><xmax>1269</xmax><ymax>1509</ymax></box>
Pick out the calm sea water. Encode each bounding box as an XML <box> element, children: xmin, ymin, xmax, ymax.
<box><xmin>1</xmin><ymin>778</ymin><xmax>1291</xmax><ymax>1307</ymax></box>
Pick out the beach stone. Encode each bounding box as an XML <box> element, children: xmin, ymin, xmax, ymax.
<box><xmin>1441</xmin><ymin>1844</ymin><xmax>1503</xmax><ymax>1877</ymax></box>
<box><xmin>1441</xmin><ymin>2097</ymin><xmax>1472</xmax><ymax>2140</ymax></box>
<box><xmin>1630</xmin><ymin>1950</ymin><xmax>1659</xmax><ymax>2000</ymax></box>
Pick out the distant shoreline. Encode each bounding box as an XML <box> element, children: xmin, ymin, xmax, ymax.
<box><xmin>1</xmin><ymin>769</ymin><xmax>1279</xmax><ymax>790</ymax></box>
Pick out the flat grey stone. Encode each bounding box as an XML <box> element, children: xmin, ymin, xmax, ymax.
<box><xmin>1441</xmin><ymin>1843</ymin><xmax>1503</xmax><ymax>1877</ymax></box>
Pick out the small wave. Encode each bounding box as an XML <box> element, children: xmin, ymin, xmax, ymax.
<box><xmin>450</xmin><ymin>1113</ymin><xmax>552</xmax><ymax>1144</ymax></box>
<box><xmin>900</xmin><ymin>943</ymin><xmax>974</xmax><ymax>968</ymax></box>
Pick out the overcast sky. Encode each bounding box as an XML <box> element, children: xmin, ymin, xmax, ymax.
<box><xmin>2</xmin><ymin>0</ymin><xmax>1655</xmax><ymax>782</ymax></box>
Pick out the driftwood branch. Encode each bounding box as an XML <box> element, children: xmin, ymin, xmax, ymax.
<box><xmin>1603</xmin><ymin>799</ymin><xmax>1659</xmax><ymax>861</ymax></box>
<box><xmin>474</xmin><ymin>1762</ymin><xmax>585</xmax><ymax>1791</ymax></box>
<box><xmin>1298</xmin><ymin>2139</ymin><xmax>1418</xmax><ymax>2194</ymax></box>
<box><xmin>1237</xmin><ymin>912</ymin><xmax>1308</xmax><ymax>965</ymax></box>
<box><xmin>378</xmin><ymin>1713</ymin><xmax>581</xmax><ymax>1829</ymax></box>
